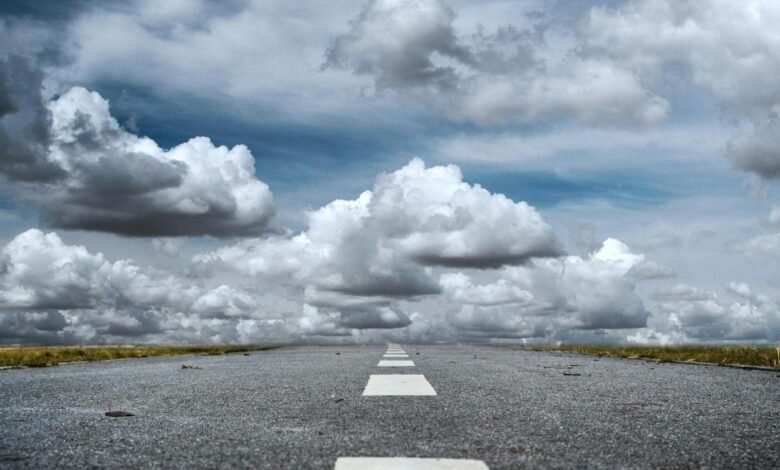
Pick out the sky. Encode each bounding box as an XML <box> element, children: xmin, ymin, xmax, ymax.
<box><xmin>0</xmin><ymin>0</ymin><xmax>779</xmax><ymax>345</ymax></box>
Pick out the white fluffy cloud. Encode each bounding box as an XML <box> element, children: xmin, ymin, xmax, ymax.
<box><xmin>201</xmin><ymin>209</ymin><xmax>647</xmax><ymax>340</ymax></box>
<box><xmin>41</xmin><ymin>87</ymin><xmax>275</xmax><ymax>236</ymax></box>
<box><xmin>0</xmin><ymin>58</ymin><xmax>276</xmax><ymax>237</ymax></box>
<box><xmin>199</xmin><ymin>158</ymin><xmax>561</xmax><ymax>301</ymax></box>
<box><xmin>195</xmin><ymin>158</ymin><xmax>564</xmax><ymax>335</ymax></box>
<box><xmin>0</xmin><ymin>229</ymin><xmax>278</xmax><ymax>343</ymax></box>
<box><xmin>652</xmin><ymin>281</ymin><xmax>780</xmax><ymax>341</ymax></box>
<box><xmin>0</xmin><ymin>229</ymin><xmax>207</xmax><ymax>312</ymax></box>
<box><xmin>442</xmin><ymin>238</ymin><xmax>649</xmax><ymax>338</ymax></box>
<box><xmin>584</xmin><ymin>0</ymin><xmax>780</xmax><ymax>114</ymax></box>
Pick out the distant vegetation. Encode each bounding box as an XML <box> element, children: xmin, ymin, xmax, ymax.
<box><xmin>0</xmin><ymin>345</ymin><xmax>278</xmax><ymax>368</ymax></box>
<box><xmin>519</xmin><ymin>344</ymin><xmax>780</xmax><ymax>369</ymax></box>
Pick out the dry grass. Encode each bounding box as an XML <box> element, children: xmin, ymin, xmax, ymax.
<box><xmin>518</xmin><ymin>344</ymin><xmax>780</xmax><ymax>368</ymax></box>
<box><xmin>0</xmin><ymin>344</ymin><xmax>278</xmax><ymax>368</ymax></box>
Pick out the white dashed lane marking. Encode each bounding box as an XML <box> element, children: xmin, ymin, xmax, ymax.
<box><xmin>335</xmin><ymin>457</ymin><xmax>489</xmax><ymax>469</ymax></box>
<box><xmin>383</xmin><ymin>354</ymin><xmax>409</xmax><ymax>359</ymax></box>
<box><xmin>363</xmin><ymin>374</ymin><xmax>437</xmax><ymax>396</ymax></box>
<box><xmin>377</xmin><ymin>360</ymin><xmax>415</xmax><ymax>367</ymax></box>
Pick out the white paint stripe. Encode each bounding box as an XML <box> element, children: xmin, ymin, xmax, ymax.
<box><xmin>335</xmin><ymin>457</ymin><xmax>489</xmax><ymax>469</ymax></box>
<box><xmin>386</xmin><ymin>350</ymin><xmax>405</xmax><ymax>353</ymax></box>
<box><xmin>383</xmin><ymin>354</ymin><xmax>408</xmax><ymax>357</ymax></box>
<box><xmin>377</xmin><ymin>360</ymin><xmax>415</xmax><ymax>367</ymax></box>
<box><xmin>362</xmin><ymin>374</ymin><xmax>436</xmax><ymax>396</ymax></box>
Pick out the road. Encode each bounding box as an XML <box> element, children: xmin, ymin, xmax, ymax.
<box><xmin>1</xmin><ymin>344</ymin><xmax>778</xmax><ymax>469</ymax></box>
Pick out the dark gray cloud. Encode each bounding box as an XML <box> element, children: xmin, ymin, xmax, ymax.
<box><xmin>330</xmin><ymin>273</ymin><xmax>441</xmax><ymax>298</ymax></box>
<box><xmin>412</xmin><ymin>246</ymin><xmax>563</xmax><ymax>270</ymax></box>
<box><xmin>337</xmin><ymin>305</ymin><xmax>412</xmax><ymax>329</ymax></box>
<box><xmin>325</xmin><ymin>0</ymin><xmax>472</xmax><ymax>91</ymax></box>
<box><xmin>727</xmin><ymin>117</ymin><xmax>780</xmax><ymax>180</ymax></box>
<box><xmin>0</xmin><ymin>56</ymin><xmax>64</xmax><ymax>182</ymax></box>
<box><xmin>0</xmin><ymin>311</ymin><xmax>69</xmax><ymax>344</ymax></box>
<box><xmin>325</xmin><ymin>0</ymin><xmax>668</xmax><ymax>125</ymax></box>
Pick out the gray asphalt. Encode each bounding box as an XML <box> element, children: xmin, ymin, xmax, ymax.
<box><xmin>1</xmin><ymin>345</ymin><xmax>778</xmax><ymax>469</ymax></box>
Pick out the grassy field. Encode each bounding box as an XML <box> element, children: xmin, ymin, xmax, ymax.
<box><xmin>518</xmin><ymin>344</ymin><xmax>780</xmax><ymax>368</ymax></box>
<box><xmin>0</xmin><ymin>344</ymin><xmax>279</xmax><ymax>368</ymax></box>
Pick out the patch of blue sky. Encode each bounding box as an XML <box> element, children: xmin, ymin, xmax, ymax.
<box><xmin>460</xmin><ymin>166</ymin><xmax>676</xmax><ymax>210</ymax></box>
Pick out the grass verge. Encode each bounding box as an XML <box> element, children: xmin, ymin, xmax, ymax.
<box><xmin>0</xmin><ymin>344</ymin><xmax>279</xmax><ymax>368</ymax></box>
<box><xmin>518</xmin><ymin>344</ymin><xmax>780</xmax><ymax>369</ymax></box>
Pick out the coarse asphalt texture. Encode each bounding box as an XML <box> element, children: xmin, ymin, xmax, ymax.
<box><xmin>1</xmin><ymin>345</ymin><xmax>778</xmax><ymax>469</ymax></box>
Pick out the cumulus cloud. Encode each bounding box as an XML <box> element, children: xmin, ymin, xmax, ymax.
<box><xmin>44</xmin><ymin>87</ymin><xmax>275</xmax><ymax>236</ymax></box>
<box><xmin>441</xmin><ymin>238</ymin><xmax>649</xmax><ymax>338</ymax></box>
<box><xmin>652</xmin><ymin>281</ymin><xmax>780</xmax><ymax>341</ymax></box>
<box><xmin>194</xmin><ymin>158</ymin><xmax>575</xmax><ymax>335</ymax></box>
<box><xmin>0</xmin><ymin>229</ymin><xmax>195</xmax><ymax>310</ymax></box>
<box><xmin>0</xmin><ymin>229</ymin><xmax>275</xmax><ymax>344</ymax></box>
<box><xmin>199</xmin><ymin>158</ymin><xmax>562</xmax><ymax>311</ymax></box>
<box><xmin>0</xmin><ymin>58</ymin><xmax>276</xmax><ymax>237</ymax></box>
<box><xmin>439</xmin><ymin>273</ymin><xmax>533</xmax><ymax>306</ymax></box>
<box><xmin>326</xmin><ymin>0</ymin><xmax>667</xmax><ymax>126</ymax></box>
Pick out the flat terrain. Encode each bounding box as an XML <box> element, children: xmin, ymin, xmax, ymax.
<box><xmin>0</xmin><ymin>345</ymin><xmax>278</xmax><ymax>368</ymax></box>
<box><xmin>1</xmin><ymin>345</ymin><xmax>778</xmax><ymax>469</ymax></box>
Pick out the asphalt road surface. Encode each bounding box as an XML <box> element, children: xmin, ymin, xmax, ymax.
<box><xmin>1</xmin><ymin>344</ymin><xmax>778</xmax><ymax>469</ymax></box>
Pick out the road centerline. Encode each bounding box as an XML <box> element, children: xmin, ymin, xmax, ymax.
<box><xmin>362</xmin><ymin>374</ymin><xmax>437</xmax><ymax>396</ymax></box>
<box><xmin>335</xmin><ymin>457</ymin><xmax>489</xmax><ymax>469</ymax></box>
<box><xmin>377</xmin><ymin>360</ymin><xmax>415</xmax><ymax>367</ymax></box>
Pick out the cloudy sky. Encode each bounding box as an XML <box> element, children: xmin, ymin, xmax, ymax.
<box><xmin>1</xmin><ymin>0</ymin><xmax>779</xmax><ymax>345</ymax></box>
